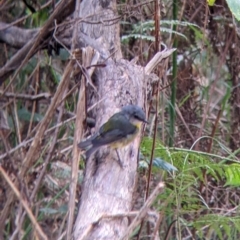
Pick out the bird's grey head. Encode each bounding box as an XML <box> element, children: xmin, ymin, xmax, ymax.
<box><xmin>121</xmin><ymin>105</ymin><xmax>148</xmax><ymax>123</ymax></box>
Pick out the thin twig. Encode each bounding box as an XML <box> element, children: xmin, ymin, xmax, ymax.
<box><xmin>0</xmin><ymin>1</ymin><xmax>52</xmax><ymax>31</ymax></box>
<box><xmin>27</xmin><ymin>60</ymin><xmax>40</xmax><ymax>137</ymax></box>
<box><xmin>14</xmin><ymin>88</ymin><xmax>68</xmax><ymax>238</ymax></box>
<box><xmin>138</xmin><ymin>4</ymin><xmax>162</xmax><ymax>237</ymax></box>
<box><xmin>0</xmin><ymin>166</ymin><xmax>48</xmax><ymax>240</ymax></box>
<box><xmin>66</xmin><ymin>0</ymin><xmax>84</xmax><ymax>238</ymax></box>
<box><xmin>0</xmin><ymin>91</ymin><xmax>51</xmax><ymax>100</ymax></box>
<box><xmin>194</xmin><ymin>31</ymin><xmax>233</xmax><ymax>150</ymax></box>
<box><xmin>0</xmin><ymin>97</ymin><xmax>108</xmax><ymax>161</ymax></box>
<box><xmin>120</xmin><ymin>182</ymin><xmax>165</xmax><ymax>240</ymax></box>
<box><xmin>0</xmin><ymin>0</ymin><xmax>74</xmax><ymax>86</ymax></box>
<box><xmin>151</xmin><ymin>212</ymin><xmax>163</xmax><ymax>240</ymax></box>
<box><xmin>79</xmin><ymin>211</ymin><xmax>160</xmax><ymax>240</ymax></box>
<box><xmin>0</xmin><ymin>59</ymin><xmax>74</xmax><ymax>234</ymax></box>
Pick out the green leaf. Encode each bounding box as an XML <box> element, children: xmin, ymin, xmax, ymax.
<box><xmin>40</xmin><ymin>204</ymin><xmax>68</xmax><ymax>215</ymax></box>
<box><xmin>153</xmin><ymin>157</ymin><xmax>178</xmax><ymax>172</ymax></box>
<box><xmin>18</xmin><ymin>107</ymin><xmax>44</xmax><ymax>122</ymax></box>
<box><xmin>207</xmin><ymin>0</ymin><xmax>216</xmax><ymax>6</ymax></box>
<box><xmin>225</xmin><ymin>163</ymin><xmax>240</xmax><ymax>186</ymax></box>
<box><xmin>121</xmin><ymin>20</ymin><xmax>199</xmax><ymax>43</ymax></box>
<box><xmin>226</xmin><ymin>0</ymin><xmax>240</xmax><ymax>21</ymax></box>
<box><xmin>121</xmin><ymin>34</ymin><xmax>155</xmax><ymax>42</ymax></box>
<box><xmin>139</xmin><ymin>157</ymin><xmax>178</xmax><ymax>172</ymax></box>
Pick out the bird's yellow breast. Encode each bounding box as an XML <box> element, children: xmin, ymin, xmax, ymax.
<box><xmin>110</xmin><ymin>123</ymin><xmax>141</xmax><ymax>149</ymax></box>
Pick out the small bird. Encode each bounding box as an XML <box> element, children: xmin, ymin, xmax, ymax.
<box><xmin>78</xmin><ymin>105</ymin><xmax>148</xmax><ymax>167</ymax></box>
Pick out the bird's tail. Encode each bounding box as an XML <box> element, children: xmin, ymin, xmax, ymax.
<box><xmin>85</xmin><ymin>146</ymin><xmax>100</xmax><ymax>159</ymax></box>
<box><xmin>78</xmin><ymin>139</ymin><xmax>91</xmax><ymax>149</ymax></box>
<box><xmin>78</xmin><ymin>137</ymin><xmax>101</xmax><ymax>159</ymax></box>
<box><xmin>78</xmin><ymin>132</ymin><xmax>100</xmax><ymax>149</ymax></box>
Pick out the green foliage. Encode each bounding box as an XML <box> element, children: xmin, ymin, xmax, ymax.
<box><xmin>192</xmin><ymin>215</ymin><xmax>240</xmax><ymax>239</ymax></box>
<box><xmin>25</xmin><ymin>8</ymin><xmax>49</xmax><ymax>27</ymax></box>
<box><xmin>141</xmin><ymin>137</ymin><xmax>240</xmax><ymax>239</ymax></box>
<box><xmin>225</xmin><ymin>164</ymin><xmax>240</xmax><ymax>186</ymax></box>
<box><xmin>207</xmin><ymin>0</ymin><xmax>216</xmax><ymax>6</ymax></box>
<box><xmin>226</xmin><ymin>0</ymin><xmax>240</xmax><ymax>21</ymax></box>
<box><xmin>121</xmin><ymin>20</ymin><xmax>199</xmax><ymax>43</ymax></box>
<box><xmin>40</xmin><ymin>204</ymin><xmax>68</xmax><ymax>215</ymax></box>
<box><xmin>121</xmin><ymin>34</ymin><xmax>155</xmax><ymax>42</ymax></box>
<box><xmin>22</xmin><ymin>183</ymin><xmax>70</xmax><ymax>239</ymax></box>
<box><xmin>2</xmin><ymin>1</ymin><xmax>240</xmax><ymax>239</ymax></box>
<box><xmin>17</xmin><ymin>107</ymin><xmax>44</xmax><ymax>122</ymax></box>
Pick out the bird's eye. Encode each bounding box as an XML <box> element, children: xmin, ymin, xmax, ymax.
<box><xmin>134</xmin><ymin>114</ymin><xmax>140</xmax><ymax>120</ymax></box>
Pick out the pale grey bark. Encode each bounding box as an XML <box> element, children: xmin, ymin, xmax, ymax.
<box><xmin>73</xmin><ymin>0</ymin><xmax>146</xmax><ymax>239</ymax></box>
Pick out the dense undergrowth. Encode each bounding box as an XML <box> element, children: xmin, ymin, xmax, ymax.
<box><xmin>1</xmin><ymin>0</ymin><xmax>240</xmax><ymax>239</ymax></box>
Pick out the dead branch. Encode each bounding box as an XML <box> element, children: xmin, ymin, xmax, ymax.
<box><xmin>0</xmin><ymin>166</ymin><xmax>48</xmax><ymax>240</ymax></box>
<box><xmin>0</xmin><ymin>58</ymin><xmax>74</xmax><ymax>232</ymax></box>
<box><xmin>120</xmin><ymin>182</ymin><xmax>165</xmax><ymax>240</ymax></box>
<box><xmin>0</xmin><ymin>0</ymin><xmax>75</xmax><ymax>86</ymax></box>
<box><xmin>0</xmin><ymin>90</ymin><xmax>51</xmax><ymax>100</ymax></box>
<box><xmin>0</xmin><ymin>22</ymin><xmax>38</xmax><ymax>48</ymax></box>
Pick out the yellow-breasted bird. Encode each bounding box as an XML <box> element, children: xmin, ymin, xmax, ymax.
<box><xmin>78</xmin><ymin>104</ymin><xmax>148</xmax><ymax>166</ymax></box>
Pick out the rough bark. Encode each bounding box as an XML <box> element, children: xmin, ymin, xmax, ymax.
<box><xmin>73</xmin><ymin>0</ymin><xmax>146</xmax><ymax>239</ymax></box>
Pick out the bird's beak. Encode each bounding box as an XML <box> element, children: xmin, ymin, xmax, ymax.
<box><xmin>143</xmin><ymin>119</ymin><xmax>149</xmax><ymax>124</ymax></box>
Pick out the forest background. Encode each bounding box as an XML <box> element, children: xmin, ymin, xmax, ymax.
<box><xmin>1</xmin><ymin>0</ymin><xmax>240</xmax><ymax>239</ymax></box>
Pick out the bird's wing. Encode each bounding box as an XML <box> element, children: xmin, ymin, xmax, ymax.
<box><xmin>92</xmin><ymin>114</ymin><xmax>137</xmax><ymax>147</ymax></box>
<box><xmin>77</xmin><ymin>132</ymin><xmax>98</xmax><ymax>149</ymax></box>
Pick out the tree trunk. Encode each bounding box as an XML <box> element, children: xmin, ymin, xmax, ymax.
<box><xmin>73</xmin><ymin>0</ymin><xmax>146</xmax><ymax>239</ymax></box>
